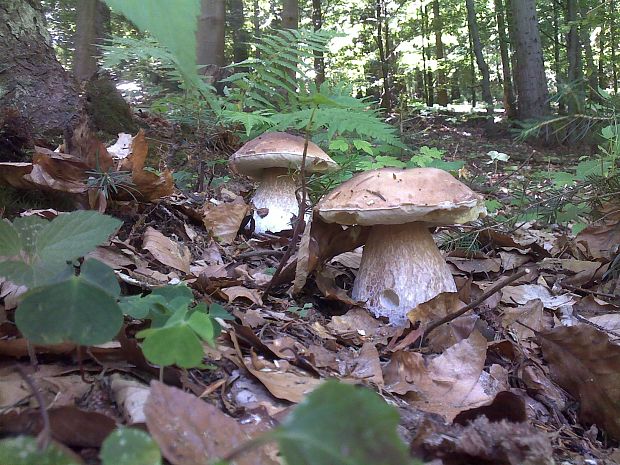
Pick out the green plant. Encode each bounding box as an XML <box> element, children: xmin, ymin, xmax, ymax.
<box><xmin>100</xmin><ymin>428</ymin><xmax>161</xmax><ymax>465</ymax></box>
<box><xmin>0</xmin><ymin>211</ymin><xmax>124</xmax><ymax>345</ymax></box>
<box><xmin>86</xmin><ymin>167</ymin><xmax>136</xmax><ymax>199</ymax></box>
<box><xmin>288</xmin><ymin>302</ymin><xmax>312</xmax><ymax>317</ymax></box>
<box><xmin>121</xmin><ymin>285</ymin><xmax>233</xmax><ymax>369</ymax></box>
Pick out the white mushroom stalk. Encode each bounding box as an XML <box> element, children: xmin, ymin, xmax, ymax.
<box><xmin>251</xmin><ymin>168</ymin><xmax>301</xmax><ymax>234</ymax></box>
<box><xmin>352</xmin><ymin>223</ymin><xmax>456</xmax><ymax>326</ymax></box>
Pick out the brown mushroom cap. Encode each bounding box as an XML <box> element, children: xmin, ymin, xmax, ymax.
<box><xmin>317</xmin><ymin>167</ymin><xmax>487</xmax><ymax>226</ymax></box>
<box><xmin>229</xmin><ymin>132</ymin><xmax>338</xmax><ymax>178</ymax></box>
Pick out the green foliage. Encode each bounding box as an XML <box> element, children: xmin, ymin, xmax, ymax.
<box><xmin>123</xmin><ymin>285</ymin><xmax>232</xmax><ymax>368</ymax></box>
<box><xmin>288</xmin><ymin>302</ymin><xmax>312</xmax><ymax>317</ymax></box>
<box><xmin>100</xmin><ymin>428</ymin><xmax>162</xmax><ymax>465</ymax></box>
<box><xmin>0</xmin><ymin>212</ymin><xmax>124</xmax><ymax>346</ymax></box>
<box><xmin>271</xmin><ymin>381</ymin><xmax>416</xmax><ymax>465</ymax></box>
<box><xmin>102</xmin><ymin>0</ymin><xmax>200</xmax><ymax>85</ymax></box>
<box><xmin>0</xmin><ymin>436</ymin><xmax>80</xmax><ymax>465</ymax></box>
<box><xmin>86</xmin><ymin>167</ymin><xmax>136</xmax><ymax>200</ymax></box>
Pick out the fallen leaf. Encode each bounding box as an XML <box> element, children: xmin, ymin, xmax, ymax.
<box><xmin>142</xmin><ymin>227</ymin><xmax>191</xmax><ymax>273</ymax></box>
<box><xmin>202</xmin><ymin>197</ymin><xmax>250</xmax><ymax>244</ymax></box>
<box><xmin>222</xmin><ymin>285</ymin><xmax>263</xmax><ymax>305</ymax></box>
<box><xmin>110</xmin><ymin>374</ymin><xmax>150</xmax><ymax>424</ymax></box>
<box><xmin>541</xmin><ymin>324</ymin><xmax>620</xmax><ymax>439</ymax></box>
<box><xmin>348</xmin><ymin>342</ymin><xmax>384</xmax><ymax>387</ymax></box>
<box><xmin>502</xmin><ymin>299</ymin><xmax>549</xmax><ymax>340</ymax></box>
<box><xmin>501</xmin><ymin>284</ymin><xmax>573</xmax><ymax>309</ymax></box>
<box><xmin>576</xmin><ymin>208</ymin><xmax>620</xmax><ymax>259</ymax></box>
<box><xmin>446</xmin><ymin>257</ymin><xmax>501</xmax><ymax>274</ymax></box>
<box><xmin>327</xmin><ymin>307</ymin><xmax>398</xmax><ymax>346</ymax></box>
<box><xmin>145</xmin><ymin>381</ymin><xmax>276</xmax><ymax>465</ymax></box>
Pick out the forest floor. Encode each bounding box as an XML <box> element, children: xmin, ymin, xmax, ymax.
<box><xmin>1</xmin><ymin>111</ymin><xmax>620</xmax><ymax>465</ymax></box>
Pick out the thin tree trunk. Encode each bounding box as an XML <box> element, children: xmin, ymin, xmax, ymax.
<box><xmin>312</xmin><ymin>0</ymin><xmax>325</xmax><ymax>88</ymax></box>
<box><xmin>228</xmin><ymin>0</ymin><xmax>249</xmax><ymax>63</ymax></box>
<box><xmin>0</xmin><ymin>0</ymin><xmax>81</xmax><ymax>142</ymax></box>
<box><xmin>253</xmin><ymin>0</ymin><xmax>260</xmax><ymax>58</ymax></box>
<box><xmin>376</xmin><ymin>0</ymin><xmax>392</xmax><ymax>111</ymax></box>
<box><xmin>566</xmin><ymin>0</ymin><xmax>583</xmax><ymax>115</ymax></box>
<box><xmin>281</xmin><ymin>0</ymin><xmax>299</xmax><ymax>29</ymax></box>
<box><xmin>466</xmin><ymin>0</ymin><xmax>493</xmax><ymax>123</ymax></box>
<box><xmin>432</xmin><ymin>0</ymin><xmax>448</xmax><ymax>105</ymax></box>
<box><xmin>74</xmin><ymin>0</ymin><xmax>110</xmax><ymax>81</ymax></box>
<box><xmin>422</xmin><ymin>5</ymin><xmax>434</xmax><ymax>106</ymax></box>
<box><xmin>504</xmin><ymin>0</ymin><xmax>519</xmax><ymax>106</ymax></box>
<box><xmin>511</xmin><ymin>0</ymin><xmax>549</xmax><ymax>119</ymax></box>
<box><xmin>494</xmin><ymin>0</ymin><xmax>516</xmax><ymax>118</ymax></box>
<box><xmin>552</xmin><ymin>0</ymin><xmax>564</xmax><ymax>113</ymax></box>
<box><xmin>469</xmin><ymin>33</ymin><xmax>477</xmax><ymax>107</ymax></box>
<box><xmin>612</xmin><ymin>0</ymin><xmax>618</xmax><ymax>93</ymax></box>
<box><xmin>579</xmin><ymin>4</ymin><xmax>599</xmax><ymax>100</ymax></box>
<box><xmin>197</xmin><ymin>0</ymin><xmax>226</xmax><ymax>69</ymax></box>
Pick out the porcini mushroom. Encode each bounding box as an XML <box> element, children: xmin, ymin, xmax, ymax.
<box><xmin>316</xmin><ymin>167</ymin><xmax>486</xmax><ymax>325</ymax></box>
<box><xmin>229</xmin><ymin>132</ymin><xmax>338</xmax><ymax>234</ymax></box>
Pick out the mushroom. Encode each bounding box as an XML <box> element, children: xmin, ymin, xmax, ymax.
<box><xmin>316</xmin><ymin>167</ymin><xmax>486</xmax><ymax>325</ymax></box>
<box><xmin>229</xmin><ymin>132</ymin><xmax>338</xmax><ymax>234</ymax></box>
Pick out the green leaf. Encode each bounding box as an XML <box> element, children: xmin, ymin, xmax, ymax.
<box><xmin>187</xmin><ymin>311</ymin><xmax>215</xmax><ymax>343</ymax></box>
<box><xmin>572</xmin><ymin>222</ymin><xmax>588</xmax><ymax>234</ymax></box>
<box><xmin>549</xmin><ymin>171</ymin><xmax>576</xmax><ymax>187</ymax></box>
<box><xmin>353</xmin><ymin>139</ymin><xmax>374</xmax><ymax>155</ymax></box>
<box><xmin>151</xmin><ymin>284</ymin><xmax>195</xmax><ymax>305</ymax></box>
<box><xmin>100</xmin><ymin>428</ymin><xmax>161</xmax><ymax>465</ymax></box>
<box><xmin>120</xmin><ymin>294</ymin><xmax>169</xmax><ymax>320</ymax></box>
<box><xmin>0</xmin><ymin>259</ymin><xmax>73</xmax><ymax>289</ymax></box>
<box><xmin>426</xmin><ymin>159</ymin><xmax>465</xmax><ymax>171</ymax></box>
<box><xmin>208</xmin><ymin>302</ymin><xmax>235</xmax><ymax>320</ymax></box>
<box><xmin>274</xmin><ymin>381</ymin><xmax>414</xmax><ymax>465</ymax></box>
<box><xmin>484</xmin><ymin>199</ymin><xmax>503</xmax><ymax>213</ymax></box>
<box><xmin>80</xmin><ymin>259</ymin><xmax>120</xmax><ymax>298</ymax></box>
<box><xmin>328</xmin><ymin>139</ymin><xmax>349</xmax><ymax>152</ymax></box>
<box><xmin>139</xmin><ymin>323</ymin><xmax>204</xmax><ymax>368</ymax></box>
<box><xmin>36</xmin><ymin>211</ymin><xmax>122</xmax><ymax>265</ymax></box>
<box><xmin>0</xmin><ymin>436</ymin><xmax>81</xmax><ymax>465</ymax></box>
<box><xmin>102</xmin><ymin>0</ymin><xmax>200</xmax><ymax>82</ymax></box>
<box><xmin>16</xmin><ymin>275</ymin><xmax>123</xmax><ymax>345</ymax></box>
<box><xmin>13</xmin><ymin>216</ymin><xmax>48</xmax><ymax>255</ymax></box>
<box><xmin>0</xmin><ymin>219</ymin><xmax>22</xmax><ymax>256</ymax></box>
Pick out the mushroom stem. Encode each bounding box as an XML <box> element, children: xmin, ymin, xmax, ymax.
<box><xmin>352</xmin><ymin>222</ymin><xmax>457</xmax><ymax>326</ymax></box>
<box><xmin>251</xmin><ymin>168</ymin><xmax>302</xmax><ymax>234</ymax></box>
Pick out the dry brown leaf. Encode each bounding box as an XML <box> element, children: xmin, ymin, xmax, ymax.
<box><xmin>539</xmin><ymin>258</ymin><xmax>601</xmax><ymax>274</ymax></box>
<box><xmin>145</xmin><ymin>381</ymin><xmax>276</xmax><ymax>465</ymax></box>
<box><xmin>142</xmin><ymin>227</ymin><xmax>191</xmax><ymax>273</ymax></box>
<box><xmin>501</xmin><ymin>284</ymin><xmax>573</xmax><ymax>309</ymax></box>
<box><xmin>110</xmin><ymin>374</ymin><xmax>149</xmax><ymax>424</ymax></box>
<box><xmin>588</xmin><ymin>314</ymin><xmax>620</xmax><ymax>331</ymax></box>
<box><xmin>446</xmin><ymin>257</ymin><xmax>501</xmax><ymax>274</ymax></box>
<box><xmin>502</xmin><ymin>299</ymin><xmax>549</xmax><ymax>340</ymax></box>
<box><xmin>330</xmin><ymin>249</ymin><xmax>363</xmax><ymax>269</ymax></box>
<box><xmin>541</xmin><ymin>324</ymin><xmax>620</xmax><ymax>439</ymax></box>
<box><xmin>222</xmin><ymin>285</ymin><xmax>263</xmax><ymax>305</ymax></box>
<box><xmin>202</xmin><ymin>196</ymin><xmax>250</xmax><ymax>244</ymax></box>
<box><xmin>384</xmin><ymin>331</ymin><xmax>504</xmax><ymax>421</ymax></box>
<box><xmin>327</xmin><ymin>307</ymin><xmax>398</xmax><ymax>345</ymax></box>
<box><xmin>407</xmin><ymin>292</ymin><xmax>464</xmax><ymax>327</ymax></box>
<box><xmin>576</xmin><ymin>208</ymin><xmax>620</xmax><ymax>259</ymax></box>
<box><xmin>348</xmin><ymin>342</ymin><xmax>384</xmax><ymax>387</ymax></box>
<box><xmin>499</xmin><ymin>251</ymin><xmax>532</xmax><ymax>271</ymax></box>
<box><xmin>0</xmin><ymin>162</ymin><xmax>35</xmax><ymax>189</ymax></box>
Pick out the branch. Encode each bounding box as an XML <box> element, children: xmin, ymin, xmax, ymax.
<box><xmin>16</xmin><ymin>364</ymin><xmax>51</xmax><ymax>451</ymax></box>
<box><xmin>421</xmin><ymin>268</ymin><xmax>532</xmax><ymax>345</ymax></box>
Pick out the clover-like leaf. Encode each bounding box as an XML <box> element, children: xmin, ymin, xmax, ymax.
<box><xmin>80</xmin><ymin>259</ymin><xmax>121</xmax><ymax>298</ymax></box>
<box><xmin>100</xmin><ymin>428</ymin><xmax>161</xmax><ymax>465</ymax></box>
<box><xmin>0</xmin><ymin>436</ymin><xmax>81</xmax><ymax>465</ymax></box>
<box><xmin>275</xmin><ymin>381</ymin><xmax>414</xmax><ymax>465</ymax></box>
<box><xmin>16</xmin><ymin>275</ymin><xmax>123</xmax><ymax>345</ymax></box>
<box><xmin>0</xmin><ymin>219</ymin><xmax>22</xmax><ymax>256</ymax></box>
<box><xmin>187</xmin><ymin>311</ymin><xmax>215</xmax><ymax>344</ymax></box>
<box><xmin>36</xmin><ymin>211</ymin><xmax>122</xmax><ymax>265</ymax></box>
<box><xmin>138</xmin><ymin>323</ymin><xmax>204</xmax><ymax>368</ymax></box>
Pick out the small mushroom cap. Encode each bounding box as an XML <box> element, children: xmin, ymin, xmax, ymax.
<box><xmin>229</xmin><ymin>132</ymin><xmax>338</xmax><ymax>178</ymax></box>
<box><xmin>317</xmin><ymin>167</ymin><xmax>487</xmax><ymax>226</ymax></box>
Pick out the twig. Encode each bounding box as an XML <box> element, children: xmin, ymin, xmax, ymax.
<box><xmin>235</xmin><ymin>249</ymin><xmax>285</xmax><ymax>259</ymax></box>
<box><xmin>263</xmin><ymin>110</ymin><xmax>317</xmax><ymax>296</ymax></box>
<box><xmin>492</xmin><ymin>151</ymin><xmax>535</xmax><ymax>188</ymax></box>
<box><xmin>573</xmin><ymin>313</ymin><xmax>620</xmax><ymax>339</ymax></box>
<box><xmin>561</xmin><ymin>283</ymin><xmax>618</xmax><ymax>301</ymax></box>
<box><xmin>15</xmin><ymin>365</ymin><xmax>51</xmax><ymax>451</ymax></box>
<box><xmin>421</xmin><ymin>268</ymin><xmax>531</xmax><ymax>345</ymax></box>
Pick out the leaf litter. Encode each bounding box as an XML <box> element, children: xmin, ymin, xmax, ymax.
<box><xmin>1</xmin><ymin>124</ymin><xmax>620</xmax><ymax>464</ymax></box>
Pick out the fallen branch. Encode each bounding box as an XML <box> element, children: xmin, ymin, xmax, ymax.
<box><xmin>421</xmin><ymin>268</ymin><xmax>531</xmax><ymax>345</ymax></box>
<box><xmin>16</xmin><ymin>364</ymin><xmax>51</xmax><ymax>451</ymax></box>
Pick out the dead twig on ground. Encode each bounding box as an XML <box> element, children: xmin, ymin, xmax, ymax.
<box><xmin>15</xmin><ymin>364</ymin><xmax>51</xmax><ymax>451</ymax></box>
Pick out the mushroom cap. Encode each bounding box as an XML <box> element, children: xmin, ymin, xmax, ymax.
<box><xmin>316</xmin><ymin>167</ymin><xmax>487</xmax><ymax>226</ymax></box>
<box><xmin>229</xmin><ymin>132</ymin><xmax>338</xmax><ymax>178</ymax></box>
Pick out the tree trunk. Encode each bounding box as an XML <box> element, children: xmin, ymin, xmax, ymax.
<box><xmin>312</xmin><ymin>0</ymin><xmax>325</xmax><ymax>88</ymax></box>
<box><xmin>73</xmin><ymin>0</ymin><xmax>110</xmax><ymax>81</ymax></box>
<box><xmin>228</xmin><ymin>0</ymin><xmax>249</xmax><ymax>63</ymax></box>
<box><xmin>566</xmin><ymin>0</ymin><xmax>584</xmax><ymax>115</ymax></box>
<box><xmin>432</xmin><ymin>0</ymin><xmax>449</xmax><ymax>106</ymax></box>
<box><xmin>376</xmin><ymin>0</ymin><xmax>392</xmax><ymax>111</ymax></box>
<box><xmin>511</xmin><ymin>0</ymin><xmax>549</xmax><ymax>119</ymax></box>
<box><xmin>504</xmin><ymin>0</ymin><xmax>519</xmax><ymax>106</ymax></box>
<box><xmin>612</xmin><ymin>0</ymin><xmax>618</xmax><ymax>93</ymax></box>
<box><xmin>197</xmin><ymin>0</ymin><xmax>226</xmax><ymax>69</ymax></box>
<box><xmin>552</xmin><ymin>0</ymin><xmax>564</xmax><ymax>113</ymax></box>
<box><xmin>281</xmin><ymin>0</ymin><xmax>299</xmax><ymax>29</ymax></box>
<box><xmin>0</xmin><ymin>0</ymin><xmax>81</xmax><ymax>145</ymax></box>
<box><xmin>468</xmin><ymin>33</ymin><xmax>477</xmax><ymax>107</ymax></box>
<box><xmin>466</xmin><ymin>0</ymin><xmax>493</xmax><ymax>124</ymax></box>
<box><xmin>494</xmin><ymin>0</ymin><xmax>516</xmax><ymax>118</ymax></box>
<box><xmin>578</xmin><ymin>4</ymin><xmax>599</xmax><ymax>100</ymax></box>
<box><xmin>421</xmin><ymin>5</ymin><xmax>434</xmax><ymax>106</ymax></box>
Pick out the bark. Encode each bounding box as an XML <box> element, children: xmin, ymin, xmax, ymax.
<box><xmin>579</xmin><ymin>4</ymin><xmax>599</xmax><ymax>100</ymax></box>
<box><xmin>73</xmin><ymin>0</ymin><xmax>110</xmax><ymax>81</ymax></box>
<box><xmin>466</xmin><ymin>0</ymin><xmax>493</xmax><ymax>119</ymax></box>
<box><xmin>253</xmin><ymin>0</ymin><xmax>260</xmax><ymax>58</ymax></box>
<box><xmin>552</xmin><ymin>0</ymin><xmax>564</xmax><ymax>113</ymax></box>
<box><xmin>312</xmin><ymin>0</ymin><xmax>325</xmax><ymax>88</ymax></box>
<box><xmin>376</xmin><ymin>0</ymin><xmax>392</xmax><ymax>110</ymax></box>
<box><xmin>504</xmin><ymin>0</ymin><xmax>519</xmax><ymax>105</ymax></box>
<box><xmin>228</xmin><ymin>0</ymin><xmax>249</xmax><ymax>63</ymax></box>
<box><xmin>566</xmin><ymin>0</ymin><xmax>584</xmax><ymax>115</ymax></box>
<box><xmin>612</xmin><ymin>0</ymin><xmax>618</xmax><ymax>93</ymax></box>
<box><xmin>421</xmin><ymin>5</ymin><xmax>434</xmax><ymax>106</ymax></box>
<box><xmin>511</xmin><ymin>0</ymin><xmax>549</xmax><ymax>119</ymax></box>
<box><xmin>0</xmin><ymin>0</ymin><xmax>81</xmax><ymax>142</ymax></box>
<box><xmin>197</xmin><ymin>0</ymin><xmax>226</xmax><ymax>69</ymax></box>
<box><xmin>281</xmin><ymin>0</ymin><xmax>299</xmax><ymax>29</ymax></box>
<box><xmin>432</xmin><ymin>0</ymin><xmax>449</xmax><ymax>106</ymax></box>
<box><xmin>494</xmin><ymin>0</ymin><xmax>516</xmax><ymax>118</ymax></box>
<box><xmin>469</xmin><ymin>33</ymin><xmax>477</xmax><ymax>107</ymax></box>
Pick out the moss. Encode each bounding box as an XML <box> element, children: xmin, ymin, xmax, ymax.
<box><xmin>85</xmin><ymin>75</ymin><xmax>138</xmax><ymax>137</ymax></box>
